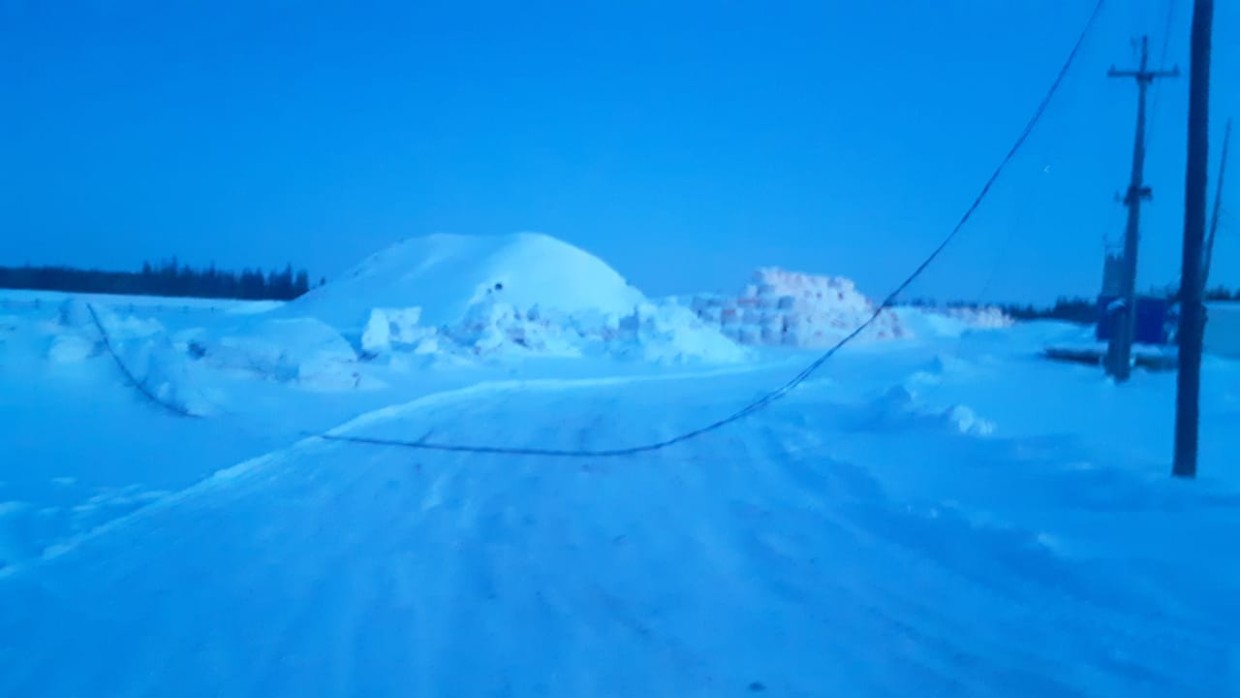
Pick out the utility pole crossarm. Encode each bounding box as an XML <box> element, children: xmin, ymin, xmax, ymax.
<box><xmin>1108</xmin><ymin>68</ymin><xmax>1181</xmax><ymax>79</ymax></box>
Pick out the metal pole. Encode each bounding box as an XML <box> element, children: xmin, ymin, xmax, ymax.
<box><xmin>1174</xmin><ymin>0</ymin><xmax>1214</xmax><ymax>479</ymax></box>
<box><xmin>1106</xmin><ymin>37</ymin><xmax>1179</xmax><ymax>381</ymax></box>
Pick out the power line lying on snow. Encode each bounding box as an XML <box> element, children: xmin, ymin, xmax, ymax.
<box><xmin>86</xmin><ymin>303</ymin><xmax>202</xmax><ymax>420</ymax></box>
<box><xmin>317</xmin><ymin>0</ymin><xmax>1108</xmax><ymax>459</ymax></box>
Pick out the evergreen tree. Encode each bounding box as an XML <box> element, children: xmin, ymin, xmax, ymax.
<box><xmin>294</xmin><ymin>270</ymin><xmax>310</xmax><ymax>296</ymax></box>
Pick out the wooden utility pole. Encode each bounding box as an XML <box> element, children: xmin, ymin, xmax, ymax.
<box><xmin>1174</xmin><ymin>0</ymin><xmax>1215</xmax><ymax>479</ymax></box>
<box><xmin>1106</xmin><ymin>36</ymin><xmax>1179</xmax><ymax>382</ymax></box>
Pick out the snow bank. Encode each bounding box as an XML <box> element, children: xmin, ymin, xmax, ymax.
<box><xmin>45</xmin><ymin>299</ymin><xmax>166</xmax><ymax>365</ymax></box>
<box><xmin>361</xmin><ymin>307</ymin><xmax>431</xmax><ymax>355</ymax></box>
<box><xmin>191</xmin><ymin>317</ymin><xmax>364</xmax><ymax>390</ymax></box>
<box><xmin>690</xmin><ymin>268</ymin><xmax>906</xmax><ymax>348</ymax></box>
<box><xmin>286</xmin><ymin>233</ymin><xmax>745</xmax><ymax>364</ymax></box>
<box><xmin>115</xmin><ymin>335</ymin><xmax>218</xmax><ymax>416</ymax></box>
<box><xmin>894</xmin><ymin>305</ymin><xmax>1015</xmax><ymax>339</ymax></box>
<box><xmin>847</xmin><ymin>384</ymin><xmax>997</xmax><ymax>436</ymax></box>
<box><xmin>934</xmin><ymin>305</ymin><xmax>1015</xmax><ymax>329</ymax></box>
<box><xmin>52</xmin><ymin>298</ymin><xmax>365</xmax><ymax>392</ymax></box>
<box><xmin>39</xmin><ymin>298</ymin><xmax>364</xmax><ymax>394</ymax></box>
<box><xmin>1205</xmin><ymin>302</ymin><xmax>1240</xmax><ymax>358</ymax></box>
<box><xmin>43</xmin><ymin>301</ymin><xmax>216</xmax><ymax>415</ymax></box>
<box><xmin>47</xmin><ymin>334</ymin><xmax>99</xmax><ymax>363</ymax></box>
<box><xmin>614</xmin><ymin>302</ymin><xmax>749</xmax><ymax>364</ymax></box>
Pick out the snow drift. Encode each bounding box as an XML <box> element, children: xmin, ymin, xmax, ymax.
<box><xmin>185</xmin><ymin>317</ymin><xmax>365</xmax><ymax>391</ymax></box>
<box><xmin>285</xmin><ymin>233</ymin><xmax>746</xmax><ymax>364</ymax></box>
<box><xmin>894</xmin><ymin>305</ymin><xmax>1015</xmax><ymax>339</ymax></box>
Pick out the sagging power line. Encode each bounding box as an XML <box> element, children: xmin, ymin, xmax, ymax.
<box><xmin>83</xmin><ymin>1</ymin><xmax>1109</xmax><ymax>461</ymax></box>
<box><xmin>86</xmin><ymin>304</ymin><xmax>201</xmax><ymax>420</ymax></box>
<box><xmin>1201</xmin><ymin>118</ymin><xmax>1232</xmax><ymax>289</ymax></box>
<box><xmin>317</xmin><ymin>0</ymin><xmax>1108</xmax><ymax>459</ymax></box>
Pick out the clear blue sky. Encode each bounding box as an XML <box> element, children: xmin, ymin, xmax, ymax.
<box><xmin>1</xmin><ymin>0</ymin><xmax>1236</xmax><ymax>303</ymax></box>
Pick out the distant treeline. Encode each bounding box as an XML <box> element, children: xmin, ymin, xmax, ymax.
<box><xmin>999</xmin><ymin>298</ymin><xmax>1099</xmax><ymax>324</ymax></box>
<box><xmin>0</xmin><ymin>259</ymin><xmax>315</xmax><ymax>300</ymax></box>
<box><xmin>907</xmin><ymin>297</ymin><xmax>1101</xmax><ymax>324</ymax></box>
<box><xmin>912</xmin><ymin>286</ymin><xmax>1240</xmax><ymax>325</ymax></box>
<box><xmin>1203</xmin><ymin>286</ymin><xmax>1240</xmax><ymax>301</ymax></box>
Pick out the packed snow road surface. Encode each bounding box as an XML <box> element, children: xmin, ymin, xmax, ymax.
<box><xmin>1</xmin><ymin>361</ymin><xmax>1235</xmax><ymax>697</ymax></box>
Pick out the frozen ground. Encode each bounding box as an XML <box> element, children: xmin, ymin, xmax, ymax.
<box><xmin>1</xmin><ymin>237</ymin><xmax>1238</xmax><ymax>695</ymax></box>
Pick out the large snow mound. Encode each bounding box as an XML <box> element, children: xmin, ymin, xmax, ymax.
<box><xmin>288</xmin><ymin>233</ymin><xmax>644</xmax><ymax>332</ymax></box>
<box><xmin>285</xmin><ymin>233</ymin><xmax>745</xmax><ymax>364</ymax></box>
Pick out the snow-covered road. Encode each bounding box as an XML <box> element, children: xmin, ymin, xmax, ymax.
<box><xmin>1</xmin><ymin>363</ymin><xmax>1235</xmax><ymax>696</ymax></box>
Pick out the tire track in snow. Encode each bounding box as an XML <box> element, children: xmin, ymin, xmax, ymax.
<box><xmin>0</xmin><ymin>372</ymin><xmax>1233</xmax><ymax>696</ymax></box>
<box><xmin>713</xmin><ymin>422</ymin><xmax>992</xmax><ymax>696</ymax></box>
<box><xmin>745</xmin><ymin>416</ymin><xmax>1227</xmax><ymax>696</ymax></box>
<box><xmin>412</xmin><ymin>392</ymin><xmax>725</xmax><ymax>696</ymax></box>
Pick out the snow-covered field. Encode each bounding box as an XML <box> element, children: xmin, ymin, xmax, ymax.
<box><xmin>1</xmin><ymin>234</ymin><xmax>1237</xmax><ymax>696</ymax></box>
